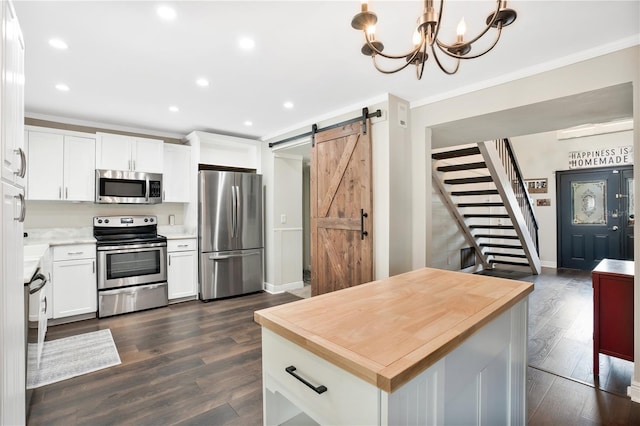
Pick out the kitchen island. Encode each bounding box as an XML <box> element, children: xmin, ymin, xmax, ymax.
<box><xmin>254</xmin><ymin>267</ymin><xmax>533</xmax><ymax>425</ymax></box>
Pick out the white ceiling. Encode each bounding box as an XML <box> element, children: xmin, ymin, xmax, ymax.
<box><xmin>13</xmin><ymin>1</ymin><xmax>640</xmax><ymax>141</ymax></box>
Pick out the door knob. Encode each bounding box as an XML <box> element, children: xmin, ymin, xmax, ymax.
<box><xmin>611</xmin><ymin>225</ymin><xmax>619</xmax><ymax>231</ymax></box>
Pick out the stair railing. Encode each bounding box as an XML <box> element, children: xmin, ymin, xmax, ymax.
<box><xmin>494</xmin><ymin>138</ymin><xmax>540</xmax><ymax>254</ymax></box>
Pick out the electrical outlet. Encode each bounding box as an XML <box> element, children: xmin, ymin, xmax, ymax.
<box><xmin>280</xmin><ymin>214</ymin><xmax>286</xmax><ymax>224</ymax></box>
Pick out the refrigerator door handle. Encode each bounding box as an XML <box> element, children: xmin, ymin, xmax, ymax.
<box><xmin>208</xmin><ymin>251</ymin><xmax>261</xmax><ymax>260</ymax></box>
<box><xmin>231</xmin><ymin>185</ymin><xmax>237</xmax><ymax>238</ymax></box>
<box><xmin>234</xmin><ymin>185</ymin><xmax>240</xmax><ymax>238</ymax></box>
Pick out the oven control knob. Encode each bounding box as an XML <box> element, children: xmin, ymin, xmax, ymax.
<box><xmin>150</xmin><ymin>218</ymin><xmax>154</xmax><ymax>222</ymax></box>
<box><xmin>97</xmin><ymin>219</ymin><xmax>103</xmax><ymax>224</ymax></box>
<box><xmin>105</xmin><ymin>219</ymin><xmax>109</xmax><ymax>224</ymax></box>
<box><xmin>144</xmin><ymin>218</ymin><xmax>148</xmax><ymax>223</ymax></box>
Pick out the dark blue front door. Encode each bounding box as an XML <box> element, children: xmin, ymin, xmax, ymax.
<box><xmin>557</xmin><ymin>166</ymin><xmax>633</xmax><ymax>270</ymax></box>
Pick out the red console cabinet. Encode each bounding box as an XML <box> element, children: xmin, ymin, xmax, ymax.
<box><xmin>592</xmin><ymin>258</ymin><xmax>634</xmax><ymax>376</ymax></box>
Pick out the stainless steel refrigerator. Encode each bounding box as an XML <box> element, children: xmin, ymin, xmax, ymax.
<box><xmin>198</xmin><ymin>170</ymin><xmax>263</xmax><ymax>300</ymax></box>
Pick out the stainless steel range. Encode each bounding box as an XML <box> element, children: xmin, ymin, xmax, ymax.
<box><xmin>94</xmin><ymin>215</ymin><xmax>168</xmax><ymax>318</ymax></box>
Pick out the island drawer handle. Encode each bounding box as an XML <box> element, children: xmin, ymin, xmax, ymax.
<box><xmin>285</xmin><ymin>366</ymin><xmax>327</xmax><ymax>394</ymax></box>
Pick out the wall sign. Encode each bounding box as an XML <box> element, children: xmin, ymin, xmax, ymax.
<box><xmin>569</xmin><ymin>146</ymin><xmax>633</xmax><ymax>169</ymax></box>
<box><xmin>524</xmin><ymin>178</ymin><xmax>548</xmax><ymax>193</ymax></box>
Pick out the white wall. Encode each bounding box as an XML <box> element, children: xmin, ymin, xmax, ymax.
<box><xmin>387</xmin><ymin>95</ymin><xmax>413</xmax><ymax>277</ymax></box>
<box><xmin>510</xmin><ymin>129</ymin><xmax>633</xmax><ymax>267</ymax></box>
<box><xmin>265</xmin><ymin>154</ymin><xmax>303</xmax><ymax>292</ymax></box>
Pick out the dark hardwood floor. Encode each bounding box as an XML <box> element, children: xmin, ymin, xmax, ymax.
<box><xmin>27</xmin><ymin>292</ymin><xmax>300</xmax><ymax>425</ymax></box>
<box><xmin>28</xmin><ymin>269</ymin><xmax>640</xmax><ymax>425</ymax></box>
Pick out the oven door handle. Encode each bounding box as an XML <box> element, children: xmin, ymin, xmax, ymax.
<box><xmin>29</xmin><ymin>273</ymin><xmax>47</xmax><ymax>295</ymax></box>
<box><xmin>97</xmin><ymin>243</ymin><xmax>167</xmax><ymax>252</ymax></box>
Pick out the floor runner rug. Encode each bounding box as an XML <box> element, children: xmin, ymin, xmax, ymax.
<box><xmin>27</xmin><ymin>328</ymin><xmax>121</xmax><ymax>389</ymax></box>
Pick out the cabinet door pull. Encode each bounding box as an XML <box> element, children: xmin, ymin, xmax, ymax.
<box><xmin>43</xmin><ymin>296</ymin><xmax>48</xmax><ymax>315</ymax></box>
<box><xmin>92</xmin><ymin>260</ymin><xmax>95</xmax><ymax>274</ymax></box>
<box><xmin>285</xmin><ymin>366</ymin><xmax>327</xmax><ymax>394</ymax></box>
<box><xmin>67</xmin><ymin>251</ymin><xmax>84</xmax><ymax>255</ymax></box>
<box><xmin>59</xmin><ymin>187</ymin><xmax>62</xmax><ymax>199</ymax></box>
<box><xmin>128</xmin><ymin>160</ymin><xmax>132</xmax><ymax>171</ymax></box>
<box><xmin>65</xmin><ymin>187</ymin><xmax>68</xmax><ymax>199</ymax></box>
<box><xmin>14</xmin><ymin>148</ymin><xmax>26</xmax><ymax>178</ymax></box>
<box><xmin>177</xmin><ymin>244</ymin><xmax>188</xmax><ymax>248</ymax></box>
<box><xmin>168</xmin><ymin>254</ymin><xmax>171</xmax><ymax>266</ymax></box>
<box><xmin>14</xmin><ymin>193</ymin><xmax>26</xmax><ymax>222</ymax></box>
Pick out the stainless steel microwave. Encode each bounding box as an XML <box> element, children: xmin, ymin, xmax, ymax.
<box><xmin>95</xmin><ymin>169</ymin><xmax>162</xmax><ymax>204</ymax></box>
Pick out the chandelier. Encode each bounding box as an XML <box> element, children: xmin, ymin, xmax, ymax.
<box><xmin>351</xmin><ymin>0</ymin><xmax>517</xmax><ymax>79</ymax></box>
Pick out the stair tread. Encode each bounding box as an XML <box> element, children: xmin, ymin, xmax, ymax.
<box><xmin>469</xmin><ymin>225</ymin><xmax>514</xmax><ymax>229</ymax></box>
<box><xmin>474</xmin><ymin>234</ymin><xmax>520</xmax><ymax>239</ymax></box>
<box><xmin>458</xmin><ymin>202</ymin><xmax>504</xmax><ymax>207</ymax></box>
<box><xmin>486</xmin><ymin>252</ymin><xmax>528</xmax><ymax>258</ymax></box>
<box><xmin>432</xmin><ymin>147</ymin><xmax>481</xmax><ymax>160</ymax></box>
<box><xmin>489</xmin><ymin>260</ymin><xmax>531</xmax><ymax>267</ymax></box>
<box><xmin>480</xmin><ymin>243</ymin><xmax>523</xmax><ymax>249</ymax></box>
<box><xmin>444</xmin><ymin>176</ymin><xmax>493</xmax><ymax>185</ymax></box>
<box><xmin>437</xmin><ymin>162</ymin><xmax>487</xmax><ymax>172</ymax></box>
<box><xmin>464</xmin><ymin>214</ymin><xmax>510</xmax><ymax>218</ymax></box>
<box><xmin>451</xmin><ymin>189</ymin><xmax>499</xmax><ymax>196</ymax></box>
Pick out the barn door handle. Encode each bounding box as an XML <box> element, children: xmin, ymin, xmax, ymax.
<box><xmin>360</xmin><ymin>209</ymin><xmax>368</xmax><ymax>240</ymax></box>
<box><xmin>285</xmin><ymin>366</ymin><xmax>327</xmax><ymax>394</ymax></box>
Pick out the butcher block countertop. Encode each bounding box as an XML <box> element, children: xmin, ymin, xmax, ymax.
<box><xmin>254</xmin><ymin>267</ymin><xmax>534</xmax><ymax>393</ymax></box>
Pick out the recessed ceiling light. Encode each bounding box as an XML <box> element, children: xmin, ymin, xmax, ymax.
<box><xmin>169</xmin><ymin>106</ymin><xmax>179</xmax><ymax>112</ymax></box>
<box><xmin>283</xmin><ymin>101</ymin><xmax>294</xmax><ymax>109</ymax></box>
<box><xmin>157</xmin><ymin>6</ymin><xmax>176</xmax><ymax>20</ymax></box>
<box><xmin>49</xmin><ymin>38</ymin><xmax>68</xmax><ymax>49</ymax></box>
<box><xmin>196</xmin><ymin>78</ymin><xmax>209</xmax><ymax>87</ymax></box>
<box><xmin>55</xmin><ymin>83</ymin><xmax>70</xmax><ymax>91</ymax></box>
<box><xmin>244</xmin><ymin>121</ymin><xmax>253</xmax><ymax>127</ymax></box>
<box><xmin>238</xmin><ymin>37</ymin><xmax>255</xmax><ymax>50</ymax></box>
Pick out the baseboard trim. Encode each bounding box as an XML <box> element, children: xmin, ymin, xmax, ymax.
<box><xmin>540</xmin><ymin>260</ymin><xmax>557</xmax><ymax>268</ymax></box>
<box><xmin>264</xmin><ymin>281</ymin><xmax>304</xmax><ymax>294</ymax></box>
<box><xmin>628</xmin><ymin>380</ymin><xmax>640</xmax><ymax>402</ymax></box>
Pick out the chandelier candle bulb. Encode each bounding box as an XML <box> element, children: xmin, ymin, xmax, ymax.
<box><xmin>457</xmin><ymin>18</ymin><xmax>466</xmax><ymax>37</ymax></box>
<box><xmin>412</xmin><ymin>31</ymin><xmax>421</xmax><ymax>46</ymax></box>
<box><xmin>361</xmin><ymin>0</ymin><xmax>368</xmax><ymax>13</ymax></box>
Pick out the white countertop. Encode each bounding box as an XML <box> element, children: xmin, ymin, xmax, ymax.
<box><xmin>158</xmin><ymin>225</ymin><xmax>196</xmax><ymax>240</ymax></box>
<box><xmin>24</xmin><ymin>227</ymin><xmax>96</xmax><ymax>246</ymax></box>
<box><xmin>23</xmin><ymin>244</ymin><xmax>49</xmax><ymax>283</ymax></box>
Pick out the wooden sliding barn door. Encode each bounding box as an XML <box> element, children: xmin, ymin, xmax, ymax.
<box><xmin>311</xmin><ymin>121</ymin><xmax>373</xmax><ymax>296</ymax></box>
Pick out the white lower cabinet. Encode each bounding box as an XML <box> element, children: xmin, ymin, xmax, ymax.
<box><xmin>51</xmin><ymin>244</ymin><xmax>97</xmax><ymax>319</ymax></box>
<box><xmin>262</xmin><ymin>329</ymin><xmax>378</xmax><ymax>426</ymax></box>
<box><xmin>262</xmin><ymin>299</ymin><xmax>528</xmax><ymax>425</ymax></box>
<box><xmin>167</xmin><ymin>239</ymin><xmax>197</xmax><ymax>300</ymax></box>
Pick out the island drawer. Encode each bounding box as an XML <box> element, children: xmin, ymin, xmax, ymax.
<box><xmin>52</xmin><ymin>244</ymin><xmax>96</xmax><ymax>261</ymax></box>
<box><xmin>261</xmin><ymin>328</ymin><xmax>379</xmax><ymax>425</ymax></box>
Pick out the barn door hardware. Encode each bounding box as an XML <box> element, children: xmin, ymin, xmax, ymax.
<box><xmin>268</xmin><ymin>107</ymin><xmax>383</xmax><ymax>148</ymax></box>
<box><xmin>361</xmin><ymin>209</ymin><xmax>369</xmax><ymax>240</ymax></box>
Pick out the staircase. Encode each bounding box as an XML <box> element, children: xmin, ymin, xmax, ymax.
<box><xmin>432</xmin><ymin>139</ymin><xmax>541</xmax><ymax>274</ymax></box>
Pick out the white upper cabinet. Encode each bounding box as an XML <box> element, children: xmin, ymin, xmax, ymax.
<box><xmin>162</xmin><ymin>143</ymin><xmax>191</xmax><ymax>202</ymax></box>
<box><xmin>96</xmin><ymin>132</ymin><xmax>163</xmax><ymax>173</ymax></box>
<box><xmin>25</xmin><ymin>130</ymin><xmax>95</xmax><ymax>201</ymax></box>
<box><xmin>1</xmin><ymin>0</ymin><xmax>25</xmax><ymax>186</ymax></box>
